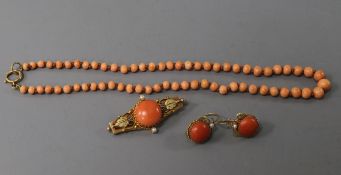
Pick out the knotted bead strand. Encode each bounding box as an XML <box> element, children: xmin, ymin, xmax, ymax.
<box><xmin>19</xmin><ymin>60</ymin><xmax>331</xmax><ymax>99</ymax></box>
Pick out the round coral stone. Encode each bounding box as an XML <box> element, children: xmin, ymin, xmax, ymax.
<box><xmin>134</xmin><ymin>100</ymin><xmax>162</xmax><ymax>127</ymax></box>
<box><xmin>188</xmin><ymin>121</ymin><xmax>212</xmax><ymax>144</ymax></box>
<box><xmin>238</xmin><ymin>115</ymin><xmax>259</xmax><ymax>137</ymax></box>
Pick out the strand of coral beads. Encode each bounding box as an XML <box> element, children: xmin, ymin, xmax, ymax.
<box><xmin>16</xmin><ymin>60</ymin><xmax>331</xmax><ymax>99</ymax></box>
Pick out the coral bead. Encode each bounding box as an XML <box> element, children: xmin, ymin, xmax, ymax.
<box><xmin>188</xmin><ymin>121</ymin><xmax>212</xmax><ymax>144</ymax></box>
<box><xmin>134</xmin><ymin>100</ymin><xmax>162</xmax><ymax>127</ymax></box>
<box><xmin>238</xmin><ymin>115</ymin><xmax>259</xmax><ymax>137</ymax></box>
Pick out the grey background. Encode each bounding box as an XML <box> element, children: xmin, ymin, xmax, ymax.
<box><xmin>0</xmin><ymin>0</ymin><xmax>340</xmax><ymax>175</ymax></box>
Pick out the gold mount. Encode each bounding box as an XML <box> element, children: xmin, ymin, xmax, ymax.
<box><xmin>107</xmin><ymin>95</ymin><xmax>185</xmax><ymax>135</ymax></box>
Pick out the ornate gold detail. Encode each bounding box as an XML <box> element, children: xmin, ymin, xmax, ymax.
<box><xmin>165</xmin><ymin>99</ymin><xmax>177</xmax><ymax>110</ymax></box>
<box><xmin>107</xmin><ymin>96</ymin><xmax>185</xmax><ymax>135</ymax></box>
<box><xmin>114</xmin><ymin>115</ymin><xmax>130</xmax><ymax>128</ymax></box>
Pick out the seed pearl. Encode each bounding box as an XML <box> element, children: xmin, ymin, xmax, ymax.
<box><xmin>313</xmin><ymin>87</ymin><xmax>324</xmax><ymax>99</ymax></box>
<box><xmin>317</xmin><ymin>79</ymin><xmax>331</xmax><ymax>91</ymax></box>
<box><xmin>223</xmin><ymin>62</ymin><xmax>231</xmax><ymax>72</ymax></box>
<box><xmin>293</xmin><ymin>65</ymin><xmax>303</xmax><ymax>76</ymax></box>
<box><xmin>283</xmin><ymin>65</ymin><xmax>292</xmax><ymax>75</ymax></box>
<box><xmin>54</xmin><ymin>85</ymin><xmax>62</xmax><ymax>94</ymax></box>
<box><xmin>91</xmin><ymin>61</ymin><xmax>99</xmax><ymax>70</ymax></box>
<box><xmin>175</xmin><ymin>61</ymin><xmax>183</xmax><ymax>70</ymax></box>
<box><xmin>194</xmin><ymin>61</ymin><xmax>202</xmax><ymax>71</ymax></box>
<box><xmin>209</xmin><ymin>82</ymin><xmax>219</xmax><ymax>92</ymax></box>
<box><xmin>55</xmin><ymin>60</ymin><xmax>63</xmax><ymax>69</ymax></box>
<box><xmin>273</xmin><ymin>65</ymin><xmax>282</xmax><ymax>75</ymax></box>
<box><xmin>248</xmin><ymin>84</ymin><xmax>258</xmax><ymax>95</ymax></box>
<box><xmin>243</xmin><ymin>64</ymin><xmax>252</xmax><ymax>74</ymax></box>
<box><xmin>37</xmin><ymin>60</ymin><xmax>45</xmax><ymax>68</ymax></box>
<box><xmin>28</xmin><ymin>86</ymin><xmax>35</xmax><ymax>95</ymax></box>
<box><xmin>148</xmin><ymin>62</ymin><xmax>156</xmax><ymax>72</ymax></box>
<box><xmin>20</xmin><ymin>85</ymin><xmax>28</xmax><ymax>94</ymax></box>
<box><xmin>81</xmin><ymin>83</ymin><xmax>89</xmax><ymax>92</ymax></box>
<box><xmin>229</xmin><ymin>81</ymin><xmax>239</xmax><ymax>92</ymax></box>
<box><xmin>313</xmin><ymin>70</ymin><xmax>325</xmax><ymax>81</ymax></box>
<box><xmin>73</xmin><ymin>83</ymin><xmax>81</xmax><ymax>92</ymax></box>
<box><xmin>259</xmin><ymin>85</ymin><xmax>269</xmax><ymax>96</ymax></box>
<box><xmin>45</xmin><ymin>85</ymin><xmax>53</xmax><ymax>94</ymax></box>
<box><xmin>126</xmin><ymin>84</ymin><xmax>134</xmax><ymax>94</ymax></box>
<box><xmin>184</xmin><ymin>61</ymin><xmax>193</xmax><ymax>70</ymax></box>
<box><xmin>232</xmin><ymin>64</ymin><xmax>241</xmax><ymax>73</ymax></box>
<box><xmin>98</xmin><ymin>82</ymin><xmax>107</xmax><ymax>91</ymax></box>
<box><xmin>63</xmin><ymin>85</ymin><xmax>72</xmax><ymax>94</ymax></box>
<box><xmin>162</xmin><ymin>81</ymin><xmax>170</xmax><ymax>90</ymax></box>
<box><xmin>190</xmin><ymin>80</ymin><xmax>199</xmax><ymax>90</ymax></box>
<box><xmin>151</xmin><ymin>127</ymin><xmax>158</xmax><ymax>134</ymax></box>
<box><xmin>135</xmin><ymin>84</ymin><xmax>144</xmax><ymax>94</ymax></box>
<box><xmin>280</xmin><ymin>88</ymin><xmax>290</xmax><ymax>98</ymax></box>
<box><xmin>110</xmin><ymin>64</ymin><xmax>118</xmax><ymax>72</ymax></box>
<box><xmin>100</xmin><ymin>63</ymin><xmax>108</xmax><ymax>72</ymax></box>
<box><xmin>120</xmin><ymin>65</ymin><xmax>129</xmax><ymax>74</ymax></box>
<box><xmin>64</xmin><ymin>61</ymin><xmax>73</xmax><ymax>69</ymax></box>
<box><xmin>302</xmin><ymin>88</ymin><xmax>312</xmax><ymax>99</ymax></box>
<box><xmin>213</xmin><ymin>63</ymin><xmax>221</xmax><ymax>72</ymax></box>
<box><xmin>171</xmin><ymin>82</ymin><xmax>180</xmax><ymax>91</ymax></box>
<box><xmin>263</xmin><ymin>67</ymin><xmax>273</xmax><ymax>77</ymax></box>
<box><xmin>166</xmin><ymin>61</ymin><xmax>174</xmax><ymax>70</ymax></box>
<box><xmin>239</xmin><ymin>82</ymin><xmax>248</xmax><ymax>92</ymax></box>
<box><xmin>36</xmin><ymin>85</ymin><xmax>44</xmax><ymax>94</ymax></box>
<box><xmin>218</xmin><ymin>85</ymin><xmax>228</xmax><ymax>95</ymax></box>
<box><xmin>158</xmin><ymin>62</ymin><xmax>166</xmax><ymax>71</ymax></box>
<box><xmin>73</xmin><ymin>60</ymin><xmax>81</xmax><ymax>69</ymax></box>
<box><xmin>203</xmin><ymin>61</ymin><xmax>211</xmax><ymax>71</ymax></box>
<box><xmin>253</xmin><ymin>66</ymin><xmax>262</xmax><ymax>77</ymax></box>
<box><xmin>108</xmin><ymin>81</ymin><xmax>116</xmax><ymax>90</ymax></box>
<box><xmin>304</xmin><ymin>67</ymin><xmax>314</xmax><ymax>78</ymax></box>
<box><xmin>181</xmin><ymin>81</ymin><xmax>190</xmax><ymax>90</ymax></box>
<box><xmin>139</xmin><ymin>63</ymin><xmax>147</xmax><ymax>72</ymax></box>
<box><xmin>291</xmin><ymin>87</ymin><xmax>302</xmax><ymax>98</ymax></box>
<box><xmin>145</xmin><ymin>85</ymin><xmax>153</xmax><ymax>94</ymax></box>
<box><xmin>269</xmin><ymin>87</ymin><xmax>279</xmax><ymax>97</ymax></box>
<box><xmin>90</xmin><ymin>82</ymin><xmax>97</xmax><ymax>91</ymax></box>
<box><xmin>117</xmin><ymin>83</ymin><xmax>125</xmax><ymax>92</ymax></box>
<box><xmin>201</xmin><ymin>79</ymin><xmax>210</xmax><ymax>89</ymax></box>
<box><xmin>153</xmin><ymin>83</ymin><xmax>162</xmax><ymax>93</ymax></box>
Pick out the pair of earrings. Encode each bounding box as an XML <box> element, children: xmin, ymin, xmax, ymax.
<box><xmin>107</xmin><ymin>96</ymin><xmax>260</xmax><ymax>143</ymax></box>
<box><xmin>187</xmin><ymin>113</ymin><xmax>259</xmax><ymax>144</ymax></box>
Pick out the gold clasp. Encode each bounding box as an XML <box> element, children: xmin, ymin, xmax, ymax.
<box><xmin>4</xmin><ymin>62</ymin><xmax>24</xmax><ymax>90</ymax></box>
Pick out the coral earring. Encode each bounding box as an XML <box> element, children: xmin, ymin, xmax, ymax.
<box><xmin>134</xmin><ymin>100</ymin><xmax>162</xmax><ymax>127</ymax></box>
<box><xmin>188</xmin><ymin>120</ymin><xmax>212</xmax><ymax>144</ymax></box>
<box><xmin>237</xmin><ymin>115</ymin><xmax>259</xmax><ymax>137</ymax></box>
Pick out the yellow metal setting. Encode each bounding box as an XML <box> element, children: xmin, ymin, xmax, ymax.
<box><xmin>107</xmin><ymin>96</ymin><xmax>185</xmax><ymax>135</ymax></box>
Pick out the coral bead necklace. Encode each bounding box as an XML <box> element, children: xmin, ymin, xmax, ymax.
<box><xmin>5</xmin><ymin>60</ymin><xmax>332</xmax><ymax>99</ymax></box>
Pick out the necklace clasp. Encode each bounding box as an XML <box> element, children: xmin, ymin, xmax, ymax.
<box><xmin>4</xmin><ymin>62</ymin><xmax>24</xmax><ymax>90</ymax></box>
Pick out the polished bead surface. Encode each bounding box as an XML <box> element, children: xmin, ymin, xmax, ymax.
<box><xmin>134</xmin><ymin>100</ymin><xmax>162</xmax><ymax>127</ymax></box>
<box><xmin>188</xmin><ymin>120</ymin><xmax>212</xmax><ymax>144</ymax></box>
<box><xmin>238</xmin><ymin>115</ymin><xmax>259</xmax><ymax>137</ymax></box>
